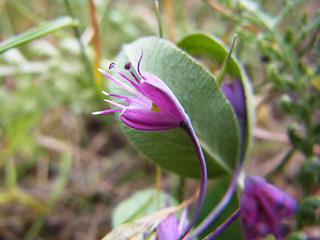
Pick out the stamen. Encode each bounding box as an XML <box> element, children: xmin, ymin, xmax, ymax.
<box><xmin>118</xmin><ymin>72</ymin><xmax>142</xmax><ymax>92</ymax></box>
<box><xmin>102</xmin><ymin>91</ymin><xmax>110</xmax><ymax>97</ymax></box>
<box><xmin>137</xmin><ymin>50</ymin><xmax>146</xmax><ymax>80</ymax></box>
<box><xmin>109</xmin><ymin>63</ymin><xmax>116</xmax><ymax>70</ymax></box>
<box><xmin>103</xmin><ymin>91</ymin><xmax>133</xmax><ymax>101</ymax></box>
<box><xmin>129</xmin><ymin>70</ymin><xmax>140</xmax><ymax>84</ymax></box>
<box><xmin>104</xmin><ymin>99</ymin><xmax>125</xmax><ymax>109</ymax></box>
<box><xmin>124</xmin><ymin>62</ymin><xmax>131</xmax><ymax>70</ymax></box>
<box><xmin>106</xmin><ymin>92</ymin><xmax>135</xmax><ymax>101</ymax></box>
<box><xmin>91</xmin><ymin>109</ymin><xmax>122</xmax><ymax>115</ymax></box>
<box><xmin>124</xmin><ymin>64</ymin><xmax>140</xmax><ymax>84</ymax></box>
<box><xmin>98</xmin><ymin>68</ymin><xmax>150</xmax><ymax>103</ymax></box>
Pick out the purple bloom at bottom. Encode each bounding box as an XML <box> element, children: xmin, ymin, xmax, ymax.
<box><xmin>157</xmin><ymin>209</ymin><xmax>188</xmax><ymax>240</ymax></box>
<box><xmin>92</xmin><ymin>53</ymin><xmax>187</xmax><ymax>131</ymax></box>
<box><xmin>240</xmin><ymin>176</ymin><xmax>297</xmax><ymax>240</ymax></box>
<box><xmin>157</xmin><ymin>214</ymin><xmax>179</xmax><ymax>240</ymax></box>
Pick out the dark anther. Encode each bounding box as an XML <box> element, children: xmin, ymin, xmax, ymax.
<box><xmin>124</xmin><ymin>62</ymin><xmax>132</xmax><ymax>70</ymax></box>
<box><xmin>260</xmin><ymin>55</ymin><xmax>270</xmax><ymax>63</ymax></box>
<box><xmin>109</xmin><ymin>62</ymin><xmax>116</xmax><ymax>70</ymax></box>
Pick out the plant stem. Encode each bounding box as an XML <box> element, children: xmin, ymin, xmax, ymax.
<box><xmin>88</xmin><ymin>0</ymin><xmax>102</xmax><ymax>90</ymax></box>
<box><xmin>164</xmin><ymin>0</ymin><xmax>175</xmax><ymax>42</ymax></box>
<box><xmin>178</xmin><ymin>115</ymin><xmax>207</xmax><ymax>240</ymax></box>
<box><xmin>156</xmin><ymin>165</ymin><xmax>162</xmax><ymax>210</ymax></box>
<box><xmin>188</xmin><ymin>162</ymin><xmax>241</xmax><ymax>239</ymax></box>
<box><xmin>154</xmin><ymin>0</ymin><xmax>164</xmax><ymax>38</ymax></box>
<box><xmin>63</xmin><ymin>0</ymin><xmax>94</xmax><ymax>84</ymax></box>
<box><xmin>216</xmin><ymin>34</ymin><xmax>237</xmax><ymax>85</ymax></box>
<box><xmin>203</xmin><ymin>208</ymin><xmax>241</xmax><ymax>240</ymax></box>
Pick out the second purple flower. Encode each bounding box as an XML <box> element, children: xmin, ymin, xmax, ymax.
<box><xmin>240</xmin><ymin>175</ymin><xmax>297</xmax><ymax>240</ymax></box>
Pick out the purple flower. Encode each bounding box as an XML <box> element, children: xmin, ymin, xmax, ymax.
<box><xmin>157</xmin><ymin>214</ymin><xmax>179</xmax><ymax>240</ymax></box>
<box><xmin>92</xmin><ymin>54</ymin><xmax>186</xmax><ymax>131</ymax></box>
<box><xmin>221</xmin><ymin>78</ymin><xmax>247</xmax><ymax>161</ymax></box>
<box><xmin>157</xmin><ymin>209</ymin><xmax>188</xmax><ymax>240</ymax></box>
<box><xmin>93</xmin><ymin>53</ymin><xmax>207</xmax><ymax>239</ymax></box>
<box><xmin>221</xmin><ymin>78</ymin><xmax>246</xmax><ymax>119</ymax></box>
<box><xmin>240</xmin><ymin>176</ymin><xmax>297</xmax><ymax>240</ymax></box>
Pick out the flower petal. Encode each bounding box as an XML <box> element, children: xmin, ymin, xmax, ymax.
<box><xmin>240</xmin><ymin>176</ymin><xmax>297</xmax><ymax>240</ymax></box>
<box><xmin>124</xmin><ymin>96</ymin><xmax>152</xmax><ymax>109</ymax></box>
<box><xmin>260</xmin><ymin>181</ymin><xmax>297</xmax><ymax>219</ymax></box>
<box><xmin>140</xmin><ymin>72</ymin><xmax>186</xmax><ymax>122</ymax></box>
<box><xmin>120</xmin><ymin>107</ymin><xmax>180</xmax><ymax>131</ymax></box>
<box><xmin>221</xmin><ymin>79</ymin><xmax>246</xmax><ymax>119</ymax></box>
<box><xmin>156</xmin><ymin>214</ymin><xmax>179</xmax><ymax>240</ymax></box>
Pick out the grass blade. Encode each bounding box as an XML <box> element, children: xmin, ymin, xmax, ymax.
<box><xmin>0</xmin><ymin>15</ymin><xmax>77</xmax><ymax>54</ymax></box>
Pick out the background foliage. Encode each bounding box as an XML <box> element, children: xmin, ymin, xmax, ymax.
<box><xmin>0</xmin><ymin>0</ymin><xmax>319</xmax><ymax>239</ymax></box>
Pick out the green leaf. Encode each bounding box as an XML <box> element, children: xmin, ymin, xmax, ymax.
<box><xmin>177</xmin><ymin>33</ymin><xmax>255</xmax><ymax>162</ymax></box>
<box><xmin>0</xmin><ymin>16</ymin><xmax>77</xmax><ymax>54</ymax></box>
<box><xmin>178</xmin><ymin>34</ymin><xmax>241</xmax><ymax>77</ymax></box>
<box><xmin>107</xmin><ymin>36</ymin><xmax>241</xmax><ymax>178</ymax></box>
<box><xmin>112</xmin><ymin>189</ymin><xmax>178</xmax><ymax>227</ymax></box>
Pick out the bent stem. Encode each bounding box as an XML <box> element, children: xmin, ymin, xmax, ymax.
<box><xmin>189</xmin><ymin>162</ymin><xmax>241</xmax><ymax>239</ymax></box>
<box><xmin>189</xmin><ymin>116</ymin><xmax>246</xmax><ymax>239</ymax></box>
<box><xmin>203</xmin><ymin>208</ymin><xmax>241</xmax><ymax>240</ymax></box>
<box><xmin>178</xmin><ymin>115</ymin><xmax>208</xmax><ymax>240</ymax></box>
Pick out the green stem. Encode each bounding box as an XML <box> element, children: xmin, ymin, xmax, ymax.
<box><xmin>154</xmin><ymin>0</ymin><xmax>164</xmax><ymax>38</ymax></box>
<box><xmin>216</xmin><ymin>34</ymin><xmax>237</xmax><ymax>85</ymax></box>
<box><xmin>63</xmin><ymin>0</ymin><xmax>94</xmax><ymax>83</ymax></box>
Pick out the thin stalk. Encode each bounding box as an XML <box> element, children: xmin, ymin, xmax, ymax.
<box><xmin>178</xmin><ymin>115</ymin><xmax>207</xmax><ymax>240</ymax></box>
<box><xmin>156</xmin><ymin>165</ymin><xmax>162</xmax><ymax>210</ymax></box>
<box><xmin>176</xmin><ymin>176</ymin><xmax>186</xmax><ymax>203</ymax></box>
<box><xmin>189</xmin><ymin>105</ymin><xmax>246</xmax><ymax>238</ymax></box>
<box><xmin>188</xmin><ymin>162</ymin><xmax>241</xmax><ymax>239</ymax></box>
<box><xmin>154</xmin><ymin>0</ymin><xmax>164</xmax><ymax>38</ymax></box>
<box><xmin>203</xmin><ymin>208</ymin><xmax>241</xmax><ymax>240</ymax></box>
<box><xmin>164</xmin><ymin>0</ymin><xmax>175</xmax><ymax>42</ymax></box>
<box><xmin>88</xmin><ymin>0</ymin><xmax>102</xmax><ymax>90</ymax></box>
<box><xmin>63</xmin><ymin>0</ymin><xmax>94</xmax><ymax>83</ymax></box>
<box><xmin>216</xmin><ymin>34</ymin><xmax>237</xmax><ymax>85</ymax></box>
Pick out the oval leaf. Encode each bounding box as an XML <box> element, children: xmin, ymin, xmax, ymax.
<box><xmin>178</xmin><ymin>33</ymin><xmax>255</xmax><ymax>161</ymax></box>
<box><xmin>103</xmin><ymin>190</ymin><xmax>197</xmax><ymax>240</ymax></box>
<box><xmin>112</xmin><ymin>189</ymin><xmax>178</xmax><ymax>227</ymax></box>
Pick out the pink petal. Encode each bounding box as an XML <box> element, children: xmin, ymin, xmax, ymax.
<box><xmin>157</xmin><ymin>214</ymin><xmax>179</xmax><ymax>240</ymax></box>
<box><xmin>140</xmin><ymin>72</ymin><xmax>186</xmax><ymax>122</ymax></box>
<box><xmin>124</xmin><ymin>96</ymin><xmax>152</xmax><ymax>109</ymax></box>
<box><xmin>120</xmin><ymin>107</ymin><xmax>180</xmax><ymax>131</ymax></box>
<box><xmin>260</xmin><ymin>182</ymin><xmax>296</xmax><ymax>219</ymax></box>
